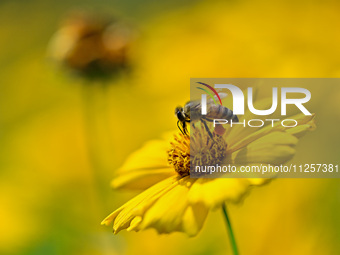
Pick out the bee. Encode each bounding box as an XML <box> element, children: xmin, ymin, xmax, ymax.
<box><xmin>175</xmin><ymin>93</ymin><xmax>239</xmax><ymax>138</ymax></box>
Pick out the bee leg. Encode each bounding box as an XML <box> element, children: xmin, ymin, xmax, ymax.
<box><xmin>184</xmin><ymin>119</ymin><xmax>192</xmax><ymax>132</ymax></box>
<box><xmin>204</xmin><ymin>118</ymin><xmax>214</xmax><ymax>122</ymax></box>
<box><xmin>201</xmin><ymin>118</ymin><xmax>214</xmax><ymax>140</ymax></box>
<box><xmin>183</xmin><ymin>121</ymin><xmax>189</xmax><ymax>136</ymax></box>
<box><xmin>177</xmin><ymin>120</ymin><xmax>185</xmax><ymax>135</ymax></box>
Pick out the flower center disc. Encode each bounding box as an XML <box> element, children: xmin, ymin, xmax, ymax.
<box><xmin>168</xmin><ymin>127</ymin><xmax>227</xmax><ymax>177</ymax></box>
<box><xmin>168</xmin><ymin>134</ymin><xmax>191</xmax><ymax>177</ymax></box>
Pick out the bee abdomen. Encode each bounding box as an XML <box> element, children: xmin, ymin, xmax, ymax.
<box><xmin>206</xmin><ymin>105</ymin><xmax>239</xmax><ymax>122</ymax></box>
<box><xmin>222</xmin><ymin>106</ymin><xmax>234</xmax><ymax>120</ymax></box>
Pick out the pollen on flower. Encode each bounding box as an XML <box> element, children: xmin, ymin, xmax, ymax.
<box><xmin>168</xmin><ymin>134</ymin><xmax>190</xmax><ymax>177</ymax></box>
<box><xmin>167</xmin><ymin>123</ymin><xmax>228</xmax><ymax>177</ymax></box>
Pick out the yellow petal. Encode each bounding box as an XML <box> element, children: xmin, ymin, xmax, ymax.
<box><xmin>226</xmin><ymin>97</ymin><xmax>314</xmax><ymax>147</ymax></box>
<box><xmin>112</xmin><ymin>168</ymin><xmax>175</xmax><ymax>190</ymax></box>
<box><xmin>112</xmin><ymin>138</ymin><xmax>175</xmax><ymax>190</ymax></box>
<box><xmin>101</xmin><ymin>176</ymin><xmax>180</xmax><ymax>233</ymax></box>
<box><xmin>181</xmin><ymin>202</ymin><xmax>209</xmax><ymax>237</ymax></box>
<box><xmin>188</xmin><ymin>177</ymin><xmax>254</xmax><ymax>209</ymax></box>
<box><xmin>138</xmin><ymin>177</ymin><xmax>208</xmax><ymax>237</ymax></box>
<box><xmin>286</xmin><ymin>121</ymin><xmax>316</xmax><ymax>138</ymax></box>
<box><xmin>231</xmin><ymin>132</ymin><xmax>298</xmax><ymax>165</ymax></box>
<box><xmin>228</xmin><ymin>113</ymin><xmax>315</xmax><ymax>153</ymax></box>
<box><xmin>226</xmin><ymin>98</ymin><xmax>283</xmax><ymax>146</ymax></box>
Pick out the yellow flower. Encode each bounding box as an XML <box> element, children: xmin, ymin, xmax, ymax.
<box><xmin>102</xmin><ymin>98</ymin><xmax>315</xmax><ymax>237</ymax></box>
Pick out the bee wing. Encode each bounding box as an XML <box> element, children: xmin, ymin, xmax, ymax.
<box><xmin>186</xmin><ymin>93</ymin><xmax>227</xmax><ymax>108</ymax></box>
<box><xmin>185</xmin><ymin>93</ymin><xmax>227</xmax><ymax>111</ymax></box>
<box><xmin>185</xmin><ymin>100</ymin><xmax>201</xmax><ymax>110</ymax></box>
<box><xmin>217</xmin><ymin>92</ymin><xmax>227</xmax><ymax>100</ymax></box>
<box><xmin>206</xmin><ymin>92</ymin><xmax>227</xmax><ymax>104</ymax></box>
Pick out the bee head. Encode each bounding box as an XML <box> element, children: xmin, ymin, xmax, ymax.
<box><xmin>175</xmin><ymin>106</ymin><xmax>185</xmax><ymax>121</ymax></box>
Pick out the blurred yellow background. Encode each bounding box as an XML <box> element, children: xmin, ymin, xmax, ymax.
<box><xmin>0</xmin><ymin>0</ymin><xmax>339</xmax><ymax>254</ymax></box>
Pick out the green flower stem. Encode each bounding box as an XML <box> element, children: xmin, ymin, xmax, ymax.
<box><xmin>81</xmin><ymin>83</ymin><xmax>102</xmax><ymax>176</ymax></box>
<box><xmin>222</xmin><ymin>204</ymin><xmax>239</xmax><ymax>255</ymax></box>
